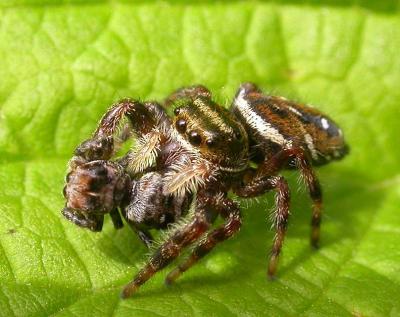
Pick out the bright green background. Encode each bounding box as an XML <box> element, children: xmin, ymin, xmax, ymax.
<box><xmin>0</xmin><ymin>1</ymin><xmax>400</xmax><ymax>316</ymax></box>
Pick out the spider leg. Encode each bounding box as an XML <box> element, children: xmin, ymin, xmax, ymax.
<box><xmin>234</xmin><ymin>146</ymin><xmax>322</xmax><ymax>276</ymax></box>
<box><xmin>164</xmin><ymin>85</ymin><xmax>212</xmax><ymax>108</ymax></box>
<box><xmin>137</xmin><ymin>229</ymin><xmax>154</xmax><ymax>248</ymax></box>
<box><xmin>124</xmin><ymin>221</ymin><xmax>154</xmax><ymax>248</ymax></box>
<box><xmin>266</xmin><ymin>147</ymin><xmax>322</xmax><ymax>249</ymax></box>
<box><xmin>94</xmin><ymin>99</ymin><xmax>157</xmax><ymax>137</ymax></box>
<box><xmin>109</xmin><ymin>208</ymin><xmax>124</xmax><ymax>229</ymax></box>
<box><xmin>234</xmin><ymin>175</ymin><xmax>290</xmax><ymax>278</ymax></box>
<box><xmin>74</xmin><ymin>100</ymin><xmax>169</xmax><ymax>163</ymax></box>
<box><xmin>165</xmin><ymin>195</ymin><xmax>241</xmax><ymax>285</ymax></box>
<box><xmin>293</xmin><ymin>151</ymin><xmax>322</xmax><ymax>249</ymax></box>
<box><xmin>267</xmin><ymin>176</ymin><xmax>290</xmax><ymax>277</ymax></box>
<box><xmin>120</xmin><ymin>207</ymin><xmax>211</xmax><ymax>298</ymax></box>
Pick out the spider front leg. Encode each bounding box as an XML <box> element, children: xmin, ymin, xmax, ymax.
<box><xmin>121</xmin><ymin>202</ymin><xmax>212</xmax><ymax>298</ymax></box>
<box><xmin>234</xmin><ymin>175</ymin><xmax>290</xmax><ymax>278</ymax></box>
<box><xmin>165</xmin><ymin>195</ymin><xmax>242</xmax><ymax>285</ymax></box>
<box><xmin>73</xmin><ymin>99</ymin><xmax>167</xmax><ymax>163</ymax></box>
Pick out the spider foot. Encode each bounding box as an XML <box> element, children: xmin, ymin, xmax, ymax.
<box><xmin>267</xmin><ymin>253</ymin><xmax>280</xmax><ymax>279</ymax></box>
<box><xmin>310</xmin><ymin>214</ymin><xmax>321</xmax><ymax>250</ymax></box>
<box><xmin>120</xmin><ymin>282</ymin><xmax>139</xmax><ymax>299</ymax></box>
<box><xmin>311</xmin><ymin>237</ymin><xmax>320</xmax><ymax>250</ymax></box>
<box><xmin>165</xmin><ymin>268</ymin><xmax>182</xmax><ymax>286</ymax></box>
<box><xmin>267</xmin><ymin>273</ymin><xmax>278</xmax><ymax>281</ymax></box>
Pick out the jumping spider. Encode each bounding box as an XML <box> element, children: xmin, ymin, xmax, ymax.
<box><xmin>62</xmin><ymin>83</ymin><xmax>348</xmax><ymax>298</ymax></box>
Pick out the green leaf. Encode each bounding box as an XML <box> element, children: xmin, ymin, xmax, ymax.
<box><xmin>0</xmin><ymin>1</ymin><xmax>399</xmax><ymax>316</ymax></box>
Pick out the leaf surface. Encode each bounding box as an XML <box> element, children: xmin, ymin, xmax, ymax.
<box><xmin>0</xmin><ymin>2</ymin><xmax>399</xmax><ymax>316</ymax></box>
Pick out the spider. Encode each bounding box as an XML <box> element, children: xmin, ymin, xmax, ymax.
<box><xmin>62</xmin><ymin>83</ymin><xmax>348</xmax><ymax>298</ymax></box>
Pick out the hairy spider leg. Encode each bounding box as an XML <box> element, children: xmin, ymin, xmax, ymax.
<box><xmin>74</xmin><ymin>99</ymin><xmax>169</xmax><ymax>163</ymax></box>
<box><xmin>293</xmin><ymin>151</ymin><xmax>322</xmax><ymax>249</ymax></box>
<box><xmin>165</xmin><ymin>195</ymin><xmax>242</xmax><ymax>284</ymax></box>
<box><xmin>250</xmin><ymin>147</ymin><xmax>322</xmax><ymax>249</ymax></box>
<box><xmin>265</xmin><ymin>147</ymin><xmax>323</xmax><ymax>249</ymax></box>
<box><xmin>267</xmin><ymin>176</ymin><xmax>290</xmax><ymax>277</ymax></box>
<box><xmin>234</xmin><ymin>173</ymin><xmax>290</xmax><ymax>277</ymax></box>
<box><xmin>95</xmin><ymin>99</ymin><xmax>157</xmax><ymax>138</ymax></box>
<box><xmin>121</xmin><ymin>207</ymin><xmax>211</xmax><ymax>298</ymax></box>
<box><xmin>234</xmin><ymin>147</ymin><xmax>322</xmax><ymax>276</ymax></box>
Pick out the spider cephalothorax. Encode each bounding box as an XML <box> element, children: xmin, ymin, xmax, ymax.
<box><xmin>62</xmin><ymin>83</ymin><xmax>348</xmax><ymax>298</ymax></box>
<box><xmin>172</xmin><ymin>96</ymin><xmax>249</xmax><ymax>172</ymax></box>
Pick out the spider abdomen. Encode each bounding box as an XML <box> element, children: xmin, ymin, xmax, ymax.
<box><xmin>232</xmin><ymin>83</ymin><xmax>349</xmax><ymax>165</ymax></box>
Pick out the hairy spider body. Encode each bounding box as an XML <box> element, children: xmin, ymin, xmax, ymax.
<box><xmin>62</xmin><ymin>83</ymin><xmax>348</xmax><ymax>298</ymax></box>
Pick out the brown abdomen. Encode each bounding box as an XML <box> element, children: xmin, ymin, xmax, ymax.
<box><xmin>233</xmin><ymin>92</ymin><xmax>349</xmax><ymax>166</ymax></box>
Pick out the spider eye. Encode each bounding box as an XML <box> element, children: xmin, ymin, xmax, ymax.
<box><xmin>206</xmin><ymin>138</ymin><xmax>216</xmax><ymax>148</ymax></box>
<box><xmin>174</xmin><ymin>107</ymin><xmax>181</xmax><ymax>116</ymax></box>
<box><xmin>176</xmin><ymin>119</ymin><xmax>187</xmax><ymax>133</ymax></box>
<box><xmin>234</xmin><ymin>130</ymin><xmax>242</xmax><ymax>140</ymax></box>
<box><xmin>188</xmin><ymin>131</ymin><xmax>202</xmax><ymax>146</ymax></box>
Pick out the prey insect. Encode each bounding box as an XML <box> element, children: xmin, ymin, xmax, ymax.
<box><xmin>62</xmin><ymin>83</ymin><xmax>348</xmax><ymax>298</ymax></box>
